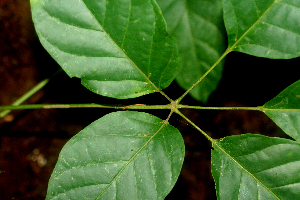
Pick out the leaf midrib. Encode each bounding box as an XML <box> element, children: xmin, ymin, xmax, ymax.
<box><xmin>95</xmin><ymin>114</ymin><xmax>172</xmax><ymax>199</ymax></box>
<box><xmin>79</xmin><ymin>0</ymin><xmax>162</xmax><ymax>94</ymax></box>
<box><xmin>230</xmin><ymin>0</ymin><xmax>278</xmax><ymax>50</ymax></box>
<box><xmin>214</xmin><ymin>141</ymin><xmax>280</xmax><ymax>199</ymax></box>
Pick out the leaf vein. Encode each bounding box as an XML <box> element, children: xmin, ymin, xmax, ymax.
<box><xmin>148</xmin><ymin>2</ymin><xmax>155</xmax><ymax>79</ymax></box>
<box><xmin>39</xmin><ymin>32</ymin><xmax>126</xmax><ymax>58</ymax></box>
<box><xmin>270</xmin><ymin>111</ymin><xmax>300</xmax><ymax>135</ymax></box>
<box><xmin>133</xmin><ymin>159</ymin><xmax>138</xmax><ymax>199</ymax></box>
<box><xmin>120</xmin><ymin>0</ymin><xmax>131</xmax><ymax>49</ymax></box>
<box><xmin>41</xmin><ymin>6</ymin><xmax>103</xmax><ymax>32</ymax></box>
<box><xmin>269</xmin><ymin>181</ymin><xmax>300</xmax><ymax>189</ymax></box>
<box><xmin>53</xmin><ymin>183</ymin><xmax>110</xmax><ymax>199</ymax></box>
<box><xmin>96</xmin><ymin>118</ymin><xmax>169</xmax><ymax>199</ymax></box>
<box><xmin>79</xmin><ymin>0</ymin><xmax>162</xmax><ymax>95</ymax></box>
<box><xmin>158</xmin><ymin>48</ymin><xmax>174</xmax><ymax>88</ymax></box>
<box><xmin>167</xmin><ymin>6</ymin><xmax>185</xmax><ymax>34</ymax></box>
<box><xmin>231</xmin><ymin>0</ymin><xmax>277</xmax><ymax>50</ymax></box>
<box><xmin>102</xmin><ymin>0</ymin><xmax>107</xmax><ymax>25</ymax></box>
<box><xmin>214</xmin><ymin>143</ymin><xmax>280</xmax><ymax>199</ymax></box>
<box><xmin>53</xmin><ymin>161</ymin><xmax>128</xmax><ymax>182</ymax></box>
<box><xmin>252</xmin><ymin>0</ymin><xmax>260</xmax><ymax>18</ymax></box>
<box><xmin>188</xmin><ymin>6</ymin><xmax>224</xmax><ymax>37</ymax></box>
<box><xmin>183</xmin><ymin>2</ymin><xmax>198</xmax><ymax>68</ymax></box>
<box><xmin>253</xmin><ymin>160</ymin><xmax>300</xmax><ymax>175</ymax></box>
<box><xmin>235</xmin><ymin>43</ymin><xmax>291</xmax><ymax>55</ymax></box>
<box><xmin>261</xmin><ymin>20</ymin><xmax>300</xmax><ymax>37</ymax></box>
<box><xmin>278</xmin><ymin>1</ymin><xmax>300</xmax><ymax>9</ymax></box>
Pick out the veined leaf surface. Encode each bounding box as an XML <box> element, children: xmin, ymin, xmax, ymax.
<box><xmin>263</xmin><ymin>79</ymin><xmax>300</xmax><ymax>142</ymax></box>
<box><xmin>30</xmin><ymin>0</ymin><xmax>179</xmax><ymax>99</ymax></box>
<box><xmin>46</xmin><ymin>111</ymin><xmax>185</xmax><ymax>200</ymax></box>
<box><xmin>212</xmin><ymin>134</ymin><xmax>300</xmax><ymax>200</ymax></box>
<box><xmin>157</xmin><ymin>0</ymin><xmax>226</xmax><ymax>103</ymax></box>
<box><xmin>223</xmin><ymin>0</ymin><xmax>300</xmax><ymax>59</ymax></box>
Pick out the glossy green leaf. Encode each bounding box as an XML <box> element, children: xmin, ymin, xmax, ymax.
<box><xmin>223</xmin><ymin>0</ymin><xmax>300</xmax><ymax>59</ymax></box>
<box><xmin>263</xmin><ymin>79</ymin><xmax>300</xmax><ymax>142</ymax></box>
<box><xmin>212</xmin><ymin>134</ymin><xmax>300</xmax><ymax>200</ymax></box>
<box><xmin>157</xmin><ymin>0</ymin><xmax>226</xmax><ymax>103</ymax></box>
<box><xmin>30</xmin><ymin>0</ymin><xmax>179</xmax><ymax>99</ymax></box>
<box><xmin>46</xmin><ymin>111</ymin><xmax>185</xmax><ymax>200</ymax></box>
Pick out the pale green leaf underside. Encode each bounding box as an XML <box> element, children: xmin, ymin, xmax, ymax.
<box><xmin>224</xmin><ymin>0</ymin><xmax>300</xmax><ymax>59</ymax></box>
<box><xmin>30</xmin><ymin>0</ymin><xmax>179</xmax><ymax>99</ymax></box>
<box><xmin>212</xmin><ymin>134</ymin><xmax>300</xmax><ymax>200</ymax></box>
<box><xmin>157</xmin><ymin>0</ymin><xmax>226</xmax><ymax>103</ymax></box>
<box><xmin>263</xmin><ymin>79</ymin><xmax>300</xmax><ymax>142</ymax></box>
<box><xmin>46</xmin><ymin>111</ymin><xmax>185</xmax><ymax>200</ymax></box>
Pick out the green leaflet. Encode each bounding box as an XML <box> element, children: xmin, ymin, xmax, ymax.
<box><xmin>212</xmin><ymin>134</ymin><xmax>300</xmax><ymax>200</ymax></box>
<box><xmin>223</xmin><ymin>0</ymin><xmax>300</xmax><ymax>59</ymax></box>
<box><xmin>46</xmin><ymin>111</ymin><xmax>185</xmax><ymax>200</ymax></box>
<box><xmin>157</xmin><ymin>0</ymin><xmax>226</xmax><ymax>103</ymax></box>
<box><xmin>30</xmin><ymin>0</ymin><xmax>179</xmax><ymax>99</ymax></box>
<box><xmin>263</xmin><ymin>79</ymin><xmax>300</xmax><ymax>142</ymax></box>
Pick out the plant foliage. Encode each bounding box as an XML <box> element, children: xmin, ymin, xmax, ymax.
<box><xmin>157</xmin><ymin>0</ymin><xmax>226</xmax><ymax>103</ymax></box>
<box><xmin>30</xmin><ymin>0</ymin><xmax>179</xmax><ymax>99</ymax></box>
<box><xmin>264</xmin><ymin>79</ymin><xmax>300</xmax><ymax>142</ymax></box>
<box><xmin>212</xmin><ymin>134</ymin><xmax>300</xmax><ymax>199</ymax></box>
<box><xmin>27</xmin><ymin>0</ymin><xmax>300</xmax><ymax>199</ymax></box>
<box><xmin>46</xmin><ymin>111</ymin><xmax>184</xmax><ymax>200</ymax></box>
<box><xmin>224</xmin><ymin>0</ymin><xmax>300</xmax><ymax>59</ymax></box>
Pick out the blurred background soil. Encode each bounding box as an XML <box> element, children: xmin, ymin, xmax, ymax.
<box><xmin>0</xmin><ymin>1</ymin><xmax>299</xmax><ymax>200</ymax></box>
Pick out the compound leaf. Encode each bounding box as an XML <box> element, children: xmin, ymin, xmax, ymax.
<box><xmin>223</xmin><ymin>0</ymin><xmax>300</xmax><ymax>59</ymax></box>
<box><xmin>46</xmin><ymin>111</ymin><xmax>185</xmax><ymax>200</ymax></box>
<box><xmin>30</xmin><ymin>0</ymin><xmax>179</xmax><ymax>99</ymax></box>
<box><xmin>263</xmin><ymin>79</ymin><xmax>300</xmax><ymax>142</ymax></box>
<box><xmin>212</xmin><ymin>134</ymin><xmax>300</xmax><ymax>200</ymax></box>
<box><xmin>157</xmin><ymin>0</ymin><xmax>226</xmax><ymax>103</ymax></box>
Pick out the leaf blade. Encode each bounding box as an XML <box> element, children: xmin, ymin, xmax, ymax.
<box><xmin>223</xmin><ymin>0</ymin><xmax>300</xmax><ymax>59</ymax></box>
<box><xmin>263</xmin><ymin>79</ymin><xmax>300</xmax><ymax>142</ymax></box>
<box><xmin>157</xmin><ymin>0</ymin><xmax>227</xmax><ymax>103</ymax></box>
<box><xmin>212</xmin><ymin>134</ymin><xmax>300</xmax><ymax>200</ymax></box>
<box><xmin>30</xmin><ymin>0</ymin><xmax>179</xmax><ymax>99</ymax></box>
<box><xmin>46</xmin><ymin>111</ymin><xmax>185</xmax><ymax>200</ymax></box>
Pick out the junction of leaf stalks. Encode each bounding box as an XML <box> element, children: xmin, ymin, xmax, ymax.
<box><xmin>169</xmin><ymin>100</ymin><xmax>179</xmax><ymax>112</ymax></box>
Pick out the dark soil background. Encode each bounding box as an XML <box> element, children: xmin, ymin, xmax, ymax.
<box><xmin>0</xmin><ymin>1</ymin><xmax>299</xmax><ymax>200</ymax></box>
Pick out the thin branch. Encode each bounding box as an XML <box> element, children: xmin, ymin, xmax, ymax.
<box><xmin>176</xmin><ymin>1</ymin><xmax>278</xmax><ymax>104</ymax></box>
<box><xmin>174</xmin><ymin>109</ymin><xmax>216</xmax><ymax>144</ymax></box>
<box><xmin>0</xmin><ymin>69</ymin><xmax>62</xmax><ymax>118</ymax></box>
<box><xmin>176</xmin><ymin>48</ymin><xmax>232</xmax><ymax>103</ymax></box>
<box><xmin>3</xmin><ymin>103</ymin><xmax>298</xmax><ymax>112</ymax></box>
<box><xmin>178</xmin><ymin>104</ymin><xmax>264</xmax><ymax>111</ymax></box>
<box><xmin>0</xmin><ymin>103</ymin><xmax>173</xmax><ymax>111</ymax></box>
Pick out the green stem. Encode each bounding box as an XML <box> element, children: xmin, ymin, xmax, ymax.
<box><xmin>174</xmin><ymin>109</ymin><xmax>216</xmax><ymax>144</ymax></box>
<box><xmin>178</xmin><ymin>104</ymin><xmax>264</xmax><ymax>111</ymax></box>
<box><xmin>4</xmin><ymin>103</ymin><xmax>290</xmax><ymax>112</ymax></box>
<box><xmin>178</xmin><ymin>105</ymin><xmax>300</xmax><ymax>112</ymax></box>
<box><xmin>176</xmin><ymin>47</ymin><xmax>232</xmax><ymax>103</ymax></box>
<box><xmin>176</xmin><ymin>1</ymin><xmax>279</xmax><ymax>104</ymax></box>
<box><xmin>0</xmin><ymin>69</ymin><xmax>62</xmax><ymax>118</ymax></box>
<box><xmin>0</xmin><ymin>103</ymin><xmax>173</xmax><ymax>111</ymax></box>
